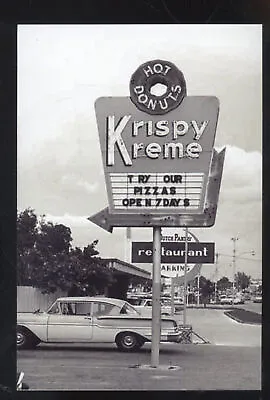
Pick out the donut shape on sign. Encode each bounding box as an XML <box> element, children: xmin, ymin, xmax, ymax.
<box><xmin>130</xmin><ymin>59</ymin><xmax>186</xmax><ymax>115</ymax></box>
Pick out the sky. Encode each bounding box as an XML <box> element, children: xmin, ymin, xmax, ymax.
<box><xmin>17</xmin><ymin>24</ymin><xmax>262</xmax><ymax>281</ymax></box>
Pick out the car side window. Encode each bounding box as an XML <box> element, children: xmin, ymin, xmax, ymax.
<box><xmin>47</xmin><ymin>302</ymin><xmax>61</xmax><ymax>314</ymax></box>
<box><xmin>74</xmin><ymin>303</ymin><xmax>91</xmax><ymax>316</ymax></box>
<box><xmin>92</xmin><ymin>302</ymin><xmax>121</xmax><ymax>317</ymax></box>
<box><xmin>60</xmin><ymin>302</ymin><xmax>76</xmax><ymax>315</ymax></box>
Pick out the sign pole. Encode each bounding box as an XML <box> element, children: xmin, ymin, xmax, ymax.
<box><xmin>183</xmin><ymin>226</ymin><xmax>188</xmax><ymax>325</ymax></box>
<box><xmin>214</xmin><ymin>252</ymin><xmax>219</xmax><ymax>303</ymax></box>
<box><xmin>171</xmin><ymin>278</ymin><xmax>175</xmax><ymax>315</ymax></box>
<box><xmin>124</xmin><ymin>227</ymin><xmax>132</xmax><ymax>263</ymax></box>
<box><xmin>151</xmin><ymin>226</ymin><xmax>161</xmax><ymax>367</ymax></box>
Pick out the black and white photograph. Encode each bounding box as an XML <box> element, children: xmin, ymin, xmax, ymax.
<box><xmin>16</xmin><ymin>24</ymin><xmax>262</xmax><ymax>391</ymax></box>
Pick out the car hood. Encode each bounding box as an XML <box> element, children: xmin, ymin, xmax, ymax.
<box><xmin>17</xmin><ymin>311</ymin><xmax>48</xmax><ymax>323</ymax></box>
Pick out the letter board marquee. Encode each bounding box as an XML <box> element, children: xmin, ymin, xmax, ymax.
<box><xmin>95</xmin><ymin>96</ymin><xmax>219</xmax><ymax>215</ymax></box>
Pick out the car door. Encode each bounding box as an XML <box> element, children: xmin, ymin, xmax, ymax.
<box><xmin>90</xmin><ymin>301</ymin><xmax>123</xmax><ymax>342</ymax></box>
<box><xmin>47</xmin><ymin>301</ymin><xmax>93</xmax><ymax>342</ymax></box>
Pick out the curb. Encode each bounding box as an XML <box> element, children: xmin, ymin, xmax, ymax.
<box><xmin>224</xmin><ymin>311</ymin><xmax>261</xmax><ymax>325</ymax></box>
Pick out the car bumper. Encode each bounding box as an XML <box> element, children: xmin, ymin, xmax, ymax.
<box><xmin>163</xmin><ymin>326</ymin><xmax>193</xmax><ymax>344</ymax></box>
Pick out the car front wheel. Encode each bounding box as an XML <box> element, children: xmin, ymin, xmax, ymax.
<box><xmin>17</xmin><ymin>328</ymin><xmax>38</xmax><ymax>350</ymax></box>
<box><xmin>115</xmin><ymin>332</ymin><xmax>143</xmax><ymax>352</ymax></box>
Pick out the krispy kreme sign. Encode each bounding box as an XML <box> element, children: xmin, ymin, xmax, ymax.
<box><xmin>95</xmin><ymin>60</ymin><xmax>219</xmax><ymax>215</ymax></box>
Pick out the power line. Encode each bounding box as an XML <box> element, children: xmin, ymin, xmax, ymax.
<box><xmin>217</xmin><ymin>253</ymin><xmax>261</xmax><ymax>261</ymax></box>
<box><xmin>237</xmin><ymin>257</ymin><xmax>261</xmax><ymax>262</ymax></box>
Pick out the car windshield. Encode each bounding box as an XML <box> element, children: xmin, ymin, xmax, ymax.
<box><xmin>120</xmin><ymin>302</ymin><xmax>140</xmax><ymax>315</ymax></box>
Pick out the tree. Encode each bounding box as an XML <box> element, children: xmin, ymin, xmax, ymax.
<box><xmin>17</xmin><ymin>208</ymin><xmax>39</xmax><ymax>286</ymax></box>
<box><xmin>17</xmin><ymin>208</ymin><xmax>74</xmax><ymax>291</ymax></box>
<box><xmin>17</xmin><ymin>209</ymin><xmax>114</xmax><ymax>295</ymax></box>
<box><xmin>235</xmin><ymin>271</ymin><xmax>251</xmax><ymax>290</ymax></box>
<box><xmin>199</xmin><ymin>276</ymin><xmax>215</xmax><ymax>307</ymax></box>
<box><xmin>216</xmin><ymin>276</ymin><xmax>232</xmax><ymax>292</ymax></box>
<box><xmin>70</xmin><ymin>243</ymin><xmax>115</xmax><ymax>296</ymax></box>
<box><xmin>36</xmin><ymin>218</ymin><xmax>72</xmax><ymax>254</ymax></box>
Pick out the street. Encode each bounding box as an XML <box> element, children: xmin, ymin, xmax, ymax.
<box><xmin>17</xmin><ymin>307</ymin><xmax>261</xmax><ymax>390</ymax></box>
<box><xmin>234</xmin><ymin>301</ymin><xmax>262</xmax><ymax>314</ymax></box>
<box><xmin>178</xmin><ymin>307</ymin><xmax>261</xmax><ymax>346</ymax></box>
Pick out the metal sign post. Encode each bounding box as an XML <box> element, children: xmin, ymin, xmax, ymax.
<box><xmin>124</xmin><ymin>227</ymin><xmax>132</xmax><ymax>263</ymax></box>
<box><xmin>214</xmin><ymin>252</ymin><xmax>219</xmax><ymax>303</ymax></box>
<box><xmin>151</xmin><ymin>226</ymin><xmax>161</xmax><ymax>367</ymax></box>
<box><xmin>171</xmin><ymin>278</ymin><xmax>175</xmax><ymax>315</ymax></box>
<box><xmin>183</xmin><ymin>226</ymin><xmax>188</xmax><ymax>325</ymax></box>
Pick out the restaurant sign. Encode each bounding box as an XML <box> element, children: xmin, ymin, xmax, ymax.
<box><xmin>95</xmin><ymin>60</ymin><xmax>220</xmax><ymax>215</ymax></box>
<box><xmin>131</xmin><ymin>228</ymin><xmax>214</xmax><ymax>278</ymax></box>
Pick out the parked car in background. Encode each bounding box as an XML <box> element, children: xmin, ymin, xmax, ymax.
<box><xmin>133</xmin><ymin>297</ymin><xmax>173</xmax><ymax>316</ymax></box>
<box><xmin>128</xmin><ymin>294</ymin><xmax>184</xmax><ymax>313</ymax></box>
<box><xmin>174</xmin><ymin>297</ymin><xmax>184</xmax><ymax>305</ymax></box>
<box><xmin>253</xmin><ymin>294</ymin><xmax>262</xmax><ymax>303</ymax></box>
<box><xmin>233</xmin><ymin>296</ymin><xmax>245</xmax><ymax>305</ymax></box>
<box><xmin>172</xmin><ymin>297</ymin><xmax>184</xmax><ymax>312</ymax></box>
<box><xmin>219</xmin><ymin>295</ymin><xmax>233</xmax><ymax>305</ymax></box>
<box><xmin>219</xmin><ymin>295</ymin><xmax>245</xmax><ymax>305</ymax></box>
<box><xmin>243</xmin><ymin>293</ymin><xmax>251</xmax><ymax>301</ymax></box>
<box><xmin>17</xmin><ymin>297</ymin><xmax>188</xmax><ymax>352</ymax></box>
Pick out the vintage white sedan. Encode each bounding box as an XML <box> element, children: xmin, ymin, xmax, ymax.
<box><xmin>219</xmin><ymin>295</ymin><xmax>245</xmax><ymax>305</ymax></box>
<box><xmin>17</xmin><ymin>297</ymin><xmax>187</xmax><ymax>352</ymax></box>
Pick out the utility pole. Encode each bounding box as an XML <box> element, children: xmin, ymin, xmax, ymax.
<box><xmin>231</xmin><ymin>237</ymin><xmax>239</xmax><ymax>305</ymax></box>
<box><xmin>214</xmin><ymin>252</ymin><xmax>219</xmax><ymax>303</ymax></box>
<box><xmin>197</xmin><ymin>271</ymin><xmax>200</xmax><ymax>307</ymax></box>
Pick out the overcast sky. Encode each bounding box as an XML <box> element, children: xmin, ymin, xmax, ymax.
<box><xmin>17</xmin><ymin>24</ymin><xmax>262</xmax><ymax>281</ymax></box>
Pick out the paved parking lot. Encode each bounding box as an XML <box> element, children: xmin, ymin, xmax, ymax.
<box><xmin>17</xmin><ymin>308</ymin><xmax>261</xmax><ymax>390</ymax></box>
<box><xmin>17</xmin><ymin>342</ymin><xmax>261</xmax><ymax>391</ymax></box>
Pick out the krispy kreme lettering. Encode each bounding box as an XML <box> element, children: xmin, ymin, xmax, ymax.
<box><xmin>107</xmin><ymin>116</ymin><xmax>208</xmax><ymax>166</ymax></box>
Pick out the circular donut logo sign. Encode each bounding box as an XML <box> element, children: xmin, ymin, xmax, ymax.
<box><xmin>130</xmin><ymin>60</ymin><xmax>186</xmax><ymax>115</ymax></box>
